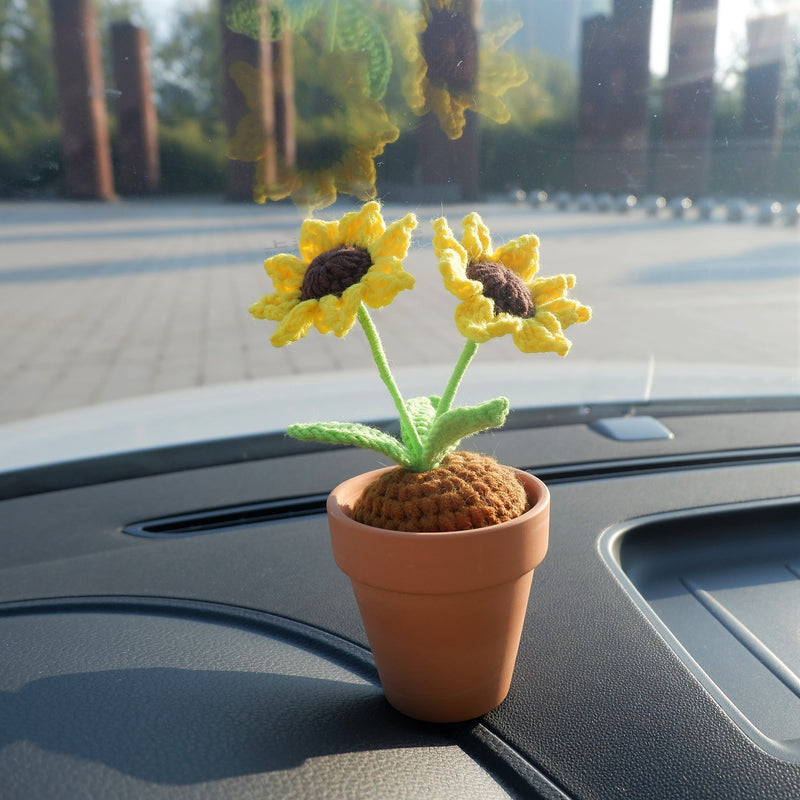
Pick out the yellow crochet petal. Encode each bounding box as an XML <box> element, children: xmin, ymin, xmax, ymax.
<box><xmin>431</xmin><ymin>216</ymin><xmax>467</xmax><ymax>264</ymax></box>
<box><xmin>269</xmin><ymin>300</ymin><xmax>320</xmax><ymax>347</ymax></box>
<box><xmin>228</xmin><ymin>62</ymin><xmax>261</xmax><ymax>109</ymax></box>
<box><xmin>396</xmin><ymin>12</ymin><xmax>430</xmax><ymax>116</ymax></box>
<box><xmin>453</xmin><ymin>296</ymin><xmax>493</xmax><ymax>342</ymax></box>
<box><xmin>359</xmin><ymin>212</ymin><xmax>417</xmax><ymax>307</ymax></box>
<box><xmin>534</xmin><ymin>308</ymin><xmax>565</xmax><ymax>335</ymax></box>
<box><xmin>440</xmin><ymin>252</ymin><xmax>482</xmax><ymax>300</ymax></box>
<box><xmin>479</xmin><ymin>50</ymin><xmax>528</xmax><ymax>106</ymax></box>
<box><xmin>530</xmin><ymin>274</ymin><xmax>591</xmax><ymax>329</ymax></box>
<box><xmin>433</xmin><ymin>216</ymin><xmax>482</xmax><ymax>300</ymax></box>
<box><xmin>484</xmin><ymin>313</ymin><xmax>526</xmax><ymax>340</ymax></box>
<box><xmin>227</xmin><ymin>113</ymin><xmax>266</xmax><ymax>161</ymax></box>
<box><xmin>396</xmin><ymin>9</ymin><xmax>426</xmax><ymax>63</ymax></box>
<box><xmin>249</xmin><ymin>291</ymin><xmax>300</xmax><ymax>322</ymax></box>
<box><xmin>369</xmin><ymin>213</ymin><xmax>417</xmax><ymax>262</ymax></box>
<box><xmin>335</xmin><ymin>149</ymin><xmax>380</xmax><ymax>201</ymax></box>
<box><xmin>538</xmin><ymin>296</ymin><xmax>593</xmax><ymax>329</ymax></box>
<box><xmin>253</xmin><ymin>159</ymin><xmax>294</xmax><ymax>204</ymax></box>
<box><xmin>401</xmin><ymin>55</ymin><xmax>428</xmax><ymax>114</ymax></box>
<box><xmin>428</xmin><ymin>84</ymin><xmax>469</xmax><ymax>139</ymax></box>
<box><xmin>360</xmin><ymin>262</ymin><xmax>415</xmax><ymax>309</ymax></box>
<box><xmin>461</xmin><ymin>213</ymin><xmax>493</xmax><ymax>262</ymax></box>
<box><xmin>494</xmin><ymin>234</ymin><xmax>540</xmax><ymax>282</ymax></box>
<box><xmin>512</xmin><ymin>315</ymin><xmax>572</xmax><ymax>356</ymax></box>
<box><xmin>453</xmin><ymin>295</ymin><xmax>523</xmax><ymax>342</ymax></box>
<box><xmin>298</xmin><ymin>219</ymin><xmax>342</xmax><ymax>262</ymax></box>
<box><xmin>293</xmin><ymin>173</ymin><xmax>339</xmax><ymax>213</ymax></box>
<box><xmin>263</xmin><ymin>254</ymin><xmax>307</xmax><ymax>293</ymax></box>
<box><xmin>316</xmin><ymin>287</ymin><xmax>362</xmax><ymax>337</ymax></box>
<box><xmin>474</xmin><ymin>91</ymin><xmax>512</xmax><ymax>125</ymax></box>
<box><xmin>336</xmin><ymin>201</ymin><xmax>386</xmax><ymax>249</ymax></box>
<box><xmin>530</xmin><ymin>274</ymin><xmax>576</xmax><ymax>305</ymax></box>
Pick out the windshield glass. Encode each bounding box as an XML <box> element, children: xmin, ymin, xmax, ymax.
<box><xmin>1</xmin><ymin>0</ymin><xmax>799</xmax><ymax>465</ymax></box>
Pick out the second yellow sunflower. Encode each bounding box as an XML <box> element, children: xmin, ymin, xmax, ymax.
<box><xmin>433</xmin><ymin>212</ymin><xmax>591</xmax><ymax>354</ymax></box>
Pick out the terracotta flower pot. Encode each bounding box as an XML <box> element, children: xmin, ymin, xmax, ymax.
<box><xmin>327</xmin><ymin>466</ymin><xmax>550</xmax><ymax>723</ymax></box>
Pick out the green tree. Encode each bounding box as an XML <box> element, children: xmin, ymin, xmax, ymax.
<box><xmin>94</xmin><ymin>0</ymin><xmax>149</xmax><ymax>27</ymax></box>
<box><xmin>154</xmin><ymin>3</ymin><xmax>222</xmax><ymax>130</ymax></box>
<box><xmin>0</xmin><ymin>0</ymin><xmax>59</xmax><ymax>192</ymax></box>
<box><xmin>0</xmin><ymin>0</ymin><xmax>57</xmax><ymax>126</ymax></box>
<box><xmin>151</xmin><ymin>2</ymin><xmax>226</xmax><ymax>192</ymax></box>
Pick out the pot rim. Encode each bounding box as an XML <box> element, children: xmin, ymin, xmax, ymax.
<box><xmin>327</xmin><ymin>465</ymin><xmax>549</xmax><ymax>540</ymax></box>
<box><xmin>326</xmin><ymin>465</ymin><xmax>551</xmax><ymax>594</ymax></box>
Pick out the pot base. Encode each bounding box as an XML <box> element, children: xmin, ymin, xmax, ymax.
<box><xmin>352</xmin><ymin>572</ymin><xmax>535</xmax><ymax>722</ymax></box>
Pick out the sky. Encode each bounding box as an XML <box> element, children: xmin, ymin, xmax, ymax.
<box><xmin>650</xmin><ymin>0</ymin><xmax>799</xmax><ymax>77</ymax></box>
<box><xmin>140</xmin><ymin>0</ymin><xmax>797</xmax><ymax>76</ymax></box>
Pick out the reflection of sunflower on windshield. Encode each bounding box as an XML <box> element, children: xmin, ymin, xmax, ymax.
<box><xmin>226</xmin><ymin>61</ymin><xmax>271</xmax><ymax>163</ymax></box>
<box><xmin>397</xmin><ymin>0</ymin><xmax>527</xmax><ymax>139</ymax></box>
<box><xmin>433</xmin><ymin>212</ymin><xmax>591</xmax><ymax>354</ymax></box>
<box><xmin>250</xmin><ymin>201</ymin><xmax>416</xmax><ymax>347</ymax></box>
<box><xmin>228</xmin><ymin>37</ymin><xmax>399</xmax><ymax>211</ymax></box>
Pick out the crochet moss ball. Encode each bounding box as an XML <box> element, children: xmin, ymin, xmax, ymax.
<box><xmin>352</xmin><ymin>451</ymin><xmax>529</xmax><ymax>532</ymax></box>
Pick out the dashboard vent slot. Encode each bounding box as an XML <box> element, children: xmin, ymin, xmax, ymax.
<box><xmin>123</xmin><ymin>494</ymin><xmax>329</xmax><ymax>538</ymax></box>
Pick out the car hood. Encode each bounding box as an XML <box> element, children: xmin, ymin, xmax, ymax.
<box><xmin>0</xmin><ymin>360</ymin><xmax>798</xmax><ymax>474</ymax></box>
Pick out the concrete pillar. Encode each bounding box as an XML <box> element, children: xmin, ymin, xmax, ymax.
<box><xmin>416</xmin><ymin>0</ymin><xmax>480</xmax><ymax>201</ymax></box>
<box><xmin>220</xmin><ymin>0</ymin><xmax>276</xmax><ymax>201</ymax></box>
<box><xmin>574</xmin><ymin>0</ymin><xmax>653</xmax><ymax>194</ymax></box>
<box><xmin>418</xmin><ymin>112</ymin><xmax>480</xmax><ymax>202</ymax></box>
<box><xmin>111</xmin><ymin>22</ymin><xmax>160</xmax><ymax>194</ymax></box>
<box><xmin>49</xmin><ymin>0</ymin><xmax>115</xmax><ymax>199</ymax></box>
<box><xmin>741</xmin><ymin>14</ymin><xmax>790</xmax><ymax>196</ymax></box>
<box><xmin>654</xmin><ymin>0</ymin><xmax>719</xmax><ymax>198</ymax></box>
<box><xmin>273</xmin><ymin>29</ymin><xmax>296</xmax><ymax>174</ymax></box>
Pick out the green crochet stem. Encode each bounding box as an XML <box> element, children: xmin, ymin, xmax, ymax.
<box><xmin>286</xmin><ymin>304</ymin><xmax>509</xmax><ymax>472</ymax></box>
<box><xmin>436</xmin><ymin>338</ymin><xmax>479</xmax><ymax>417</ymax></box>
<box><xmin>356</xmin><ymin>303</ymin><xmax>422</xmax><ymax>457</ymax></box>
<box><xmin>328</xmin><ymin>0</ymin><xmax>339</xmax><ymax>51</ymax></box>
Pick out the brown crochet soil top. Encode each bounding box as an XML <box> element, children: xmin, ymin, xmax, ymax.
<box><xmin>352</xmin><ymin>451</ymin><xmax>530</xmax><ymax>532</ymax></box>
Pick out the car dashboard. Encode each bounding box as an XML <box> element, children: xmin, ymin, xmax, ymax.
<box><xmin>2</xmin><ymin>399</ymin><xmax>800</xmax><ymax>799</ymax></box>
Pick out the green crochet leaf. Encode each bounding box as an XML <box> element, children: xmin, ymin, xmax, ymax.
<box><xmin>400</xmin><ymin>395</ymin><xmax>440</xmax><ymax>451</ymax></box>
<box><xmin>334</xmin><ymin>0</ymin><xmax>393</xmax><ymax>99</ymax></box>
<box><xmin>223</xmin><ymin>0</ymin><xmax>262</xmax><ymax>39</ymax></box>
<box><xmin>417</xmin><ymin>397</ymin><xmax>510</xmax><ymax>470</ymax></box>
<box><xmin>224</xmin><ymin>0</ymin><xmax>324</xmax><ymax>39</ymax></box>
<box><xmin>224</xmin><ymin>0</ymin><xmax>390</xmax><ymax>96</ymax></box>
<box><xmin>287</xmin><ymin>421</ymin><xmax>411</xmax><ymax>467</ymax></box>
<box><xmin>285</xmin><ymin>0</ymin><xmax>326</xmax><ymax>34</ymax></box>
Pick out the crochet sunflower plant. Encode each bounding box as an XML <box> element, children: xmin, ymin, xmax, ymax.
<box><xmin>250</xmin><ymin>201</ymin><xmax>591</xmax><ymax>532</ymax></box>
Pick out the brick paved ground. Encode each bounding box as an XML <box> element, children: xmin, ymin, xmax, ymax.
<box><xmin>1</xmin><ymin>197</ymin><xmax>798</xmax><ymax>425</ymax></box>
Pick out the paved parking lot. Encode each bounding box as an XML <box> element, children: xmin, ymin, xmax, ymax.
<box><xmin>1</xmin><ymin>197</ymin><xmax>798</xmax><ymax>425</ymax></box>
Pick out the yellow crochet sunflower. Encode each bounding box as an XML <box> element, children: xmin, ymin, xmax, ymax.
<box><xmin>228</xmin><ymin>37</ymin><xmax>399</xmax><ymax>211</ymax></box>
<box><xmin>250</xmin><ymin>202</ymin><xmax>417</xmax><ymax>347</ymax></box>
<box><xmin>397</xmin><ymin>0</ymin><xmax>527</xmax><ymax>139</ymax></box>
<box><xmin>433</xmin><ymin>213</ymin><xmax>591</xmax><ymax>354</ymax></box>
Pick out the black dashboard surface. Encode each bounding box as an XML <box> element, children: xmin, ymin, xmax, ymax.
<box><xmin>2</xmin><ymin>404</ymin><xmax>800</xmax><ymax>799</ymax></box>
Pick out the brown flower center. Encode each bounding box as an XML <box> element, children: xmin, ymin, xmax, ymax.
<box><xmin>466</xmin><ymin>261</ymin><xmax>535</xmax><ymax>318</ymax></box>
<box><xmin>300</xmin><ymin>246</ymin><xmax>373</xmax><ymax>301</ymax></box>
<box><xmin>421</xmin><ymin>9</ymin><xmax>478</xmax><ymax>93</ymax></box>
